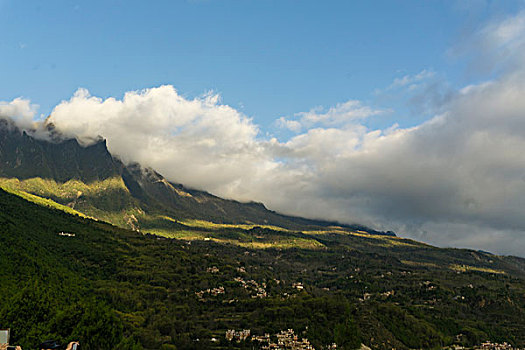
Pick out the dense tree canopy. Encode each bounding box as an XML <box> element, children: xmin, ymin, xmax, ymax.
<box><xmin>1</xmin><ymin>189</ymin><xmax>525</xmax><ymax>349</ymax></box>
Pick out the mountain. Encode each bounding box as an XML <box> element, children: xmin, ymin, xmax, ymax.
<box><xmin>0</xmin><ymin>117</ymin><xmax>393</xmax><ymax>240</ymax></box>
<box><xmin>0</xmin><ymin>118</ymin><xmax>120</xmax><ymax>182</ymax></box>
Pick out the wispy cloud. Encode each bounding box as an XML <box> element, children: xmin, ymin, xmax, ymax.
<box><xmin>277</xmin><ymin>100</ymin><xmax>387</xmax><ymax>133</ymax></box>
<box><xmin>276</xmin><ymin>117</ymin><xmax>302</xmax><ymax>132</ymax></box>
<box><xmin>387</xmin><ymin>69</ymin><xmax>435</xmax><ymax>90</ymax></box>
<box><xmin>449</xmin><ymin>10</ymin><xmax>525</xmax><ymax>75</ymax></box>
<box><xmin>0</xmin><ymin>98</ymin><xmax>38</xmax><ymax>129</ymax></box>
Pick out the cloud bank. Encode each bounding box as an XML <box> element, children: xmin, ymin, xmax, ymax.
<box><xmin>2</xmin><ymin>12</ymin><xmax>525</xmax><ymax>256</ymax></box>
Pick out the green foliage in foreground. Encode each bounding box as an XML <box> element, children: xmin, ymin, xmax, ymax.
<box><xmin>1</xmin><ymin>189</ymin><xmax>525</xmax><ymax>349</ymax></box>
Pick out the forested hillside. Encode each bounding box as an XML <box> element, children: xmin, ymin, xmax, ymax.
<box><xmin>1</xmin><ymin>188</ymin><xmax>525</xmax><ymax>349</ymax></box>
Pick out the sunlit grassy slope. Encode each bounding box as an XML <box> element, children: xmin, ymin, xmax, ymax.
<box><xmin>0</xmin><ymin>183</ymin><xmax>330</xmax><ymax>249</ymax></box>
<box><xmin>0</xmin><ymin>178</ymin><xmax>324</xmax><ymax>249</ymax></box>
<box><xmin>0</xmin><ymin>185</ymin><xmax>88</xmax><ymax>218</ymax></box>
<box><xmin>0</xmin><ymin>177</ymin><xmax>407</xmax><ymax>250</ymax></box>
<box><xmin>0</xmin><ymin>176</ymin><xmax>136</xmax><ymax>210</ymax></box>
<box><xmin>0</xmin><ymin>176</ymin><xmax>143</xmax><ymax>228</ymax></box>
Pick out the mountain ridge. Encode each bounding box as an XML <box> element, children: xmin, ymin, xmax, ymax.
<box><xmin>0</xmin><ymin>117</ymin><xmax>395</xmax><ymax>236</ymax></box>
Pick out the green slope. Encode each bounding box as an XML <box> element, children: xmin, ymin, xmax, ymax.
<box><xmin>0</xmin><ymin>176</ymin><xmax>142</xmax><ymax>227</ymax></box>
<box><xmin>0</xmin><ymin>176</ymin><xmax>383</xmax><ymax>249</ymax></box>
<box><xmin>1</xmin><ymin>188</ymin><xmax>525</xmax><ymax>349</ymax></box>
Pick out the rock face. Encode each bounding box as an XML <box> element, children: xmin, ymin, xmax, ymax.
<box><xmin>0</xmin><ymin>119</ymin><xmax>121</xmax><ymax>182</ymax></box>
<box><xmin>0</xmin><ymin>117</ymin><xmax>394</xmax><ymax>234</ymax></box>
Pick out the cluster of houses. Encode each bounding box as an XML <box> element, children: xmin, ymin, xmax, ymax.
<box><xmin>199</xmin><ymin>267</ymin><xmax>307</xmax><ymax>301</ymax></box>
<box><xmin>358</xmin><ymin>290</ymin><xmax>395</xmax><ymax>302</ymax></box>
<box><xmin>381</xmin><ymin>290</ymin><xmax>395</xmax><ymax>297</ymax></box>
<box><xmin>421</xmin><ymin>280</ymin><xmax>437</xmax><ymax>291</ymax></box>
<box><xmin>58</xmin><ymin>232</ymin><xmax>75</xmax><ymax>237</ymax></box>
<box><xmin>195</xmin><ymin>286</ymin><xmax>225</xmax><ymax>300</ymax></box>
<box><xmin>206</xmin><ymin>266</ymin><xmax>220</xmax><ymax>273</ymax></box>
<box><xmin>225</xmin><ymin>329</ymin><xmax>251</xmax><ymax>342</ymax></box>
<box><xmin>359</xmin><ymin>293</ymin><xmax>372</xmax><ymax>302</ymax></box>
<box><xmin>447</xmin><ymin>342</ymin><xmax>521</xmax><ymax>350</ymax></box>
<box><xmin>272</xmin><ymin>329</ymin><xmax>316</xmax><ymax>350</ymax></box>
<box><xmin>234</xmin><ymin>277</ymin><xmax>268</xmax><ymax>298</ymax></box>
<box><xmin>225</xmin><ymin>328</ymin><xmax>332</xmax><ymax>350</ymax></box>
<box><xmin>292</xmin><ymin>282</ymin><xmax>304</xmax><ymax>291</ymax></box>
<box><xmin>474</xmin><ymin>342</ymin><xmax>520</xmax><ymax>350</ymax></box>
<box><xmin>474</xmin><ymin>341</ymin><xmax>520</xmax><ymax>350</ymax></box>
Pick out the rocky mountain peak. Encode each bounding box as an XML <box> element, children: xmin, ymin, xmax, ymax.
<box><xmin>0</xmin><ymin>116</ymin><xmax>121</xmax><ymax>182</ymax></box>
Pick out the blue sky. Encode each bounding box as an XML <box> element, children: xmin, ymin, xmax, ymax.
<box><xmin>1</xmin><ymin>0</ymin><xmax>520</xmax><ymax>133</ymax></box>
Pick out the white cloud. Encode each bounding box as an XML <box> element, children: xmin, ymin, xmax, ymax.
<box><xmin>277</xmin><ymin>100</ymin><xmax>386</xmax><ymax>133</ymax></box>
<box><xmin>0</xmin><ymin>98</ymin><xmax>38</xmax><ymax>129</ymax></box>
<box><xmin>48</xmin><ymin>85</ymin><xmax>274</xmax><ymax>192</ymax></box>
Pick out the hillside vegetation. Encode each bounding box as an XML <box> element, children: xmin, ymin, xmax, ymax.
<box><xmin>0</xmin><ymin>176</ymin><xmax>419</xmax><ymax>250</ymax></box>
<box><xmin>1</xmin><ymin>189</ymin><xmax>525</xmax><ymax>349</ymax></box>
